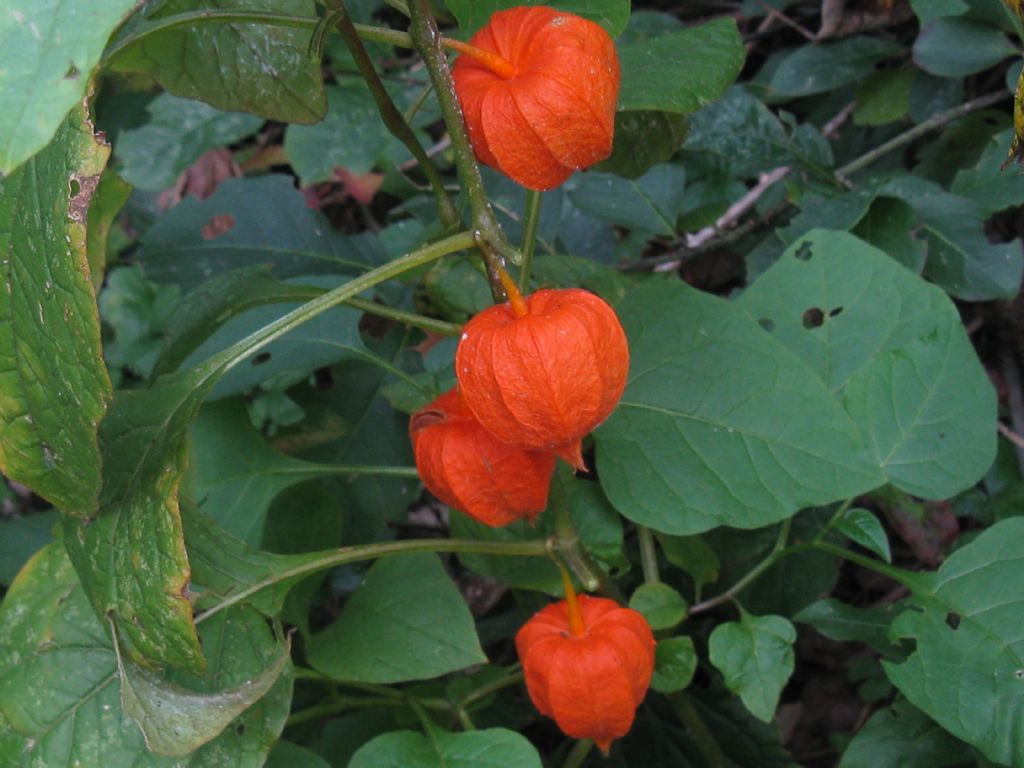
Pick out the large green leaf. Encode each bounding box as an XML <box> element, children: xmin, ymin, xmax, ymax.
<box><xmin>446</xmin><ymin>0</ymin><xmax>631</xmax><ymax>36</ymax></box>
<box><xmin>594</xmin><ymin>110</ymin><xmax>689</xmax><ymax>179</ymax></box>
<box><xmin>0</xmin><ymin>0</ymin><xmax>138</xmax><ymax>172</ymax></box>
<box><xmin>913</xmin><ymin>17</ymin><xmax>1016</xmax><ymax>77</ymax></box>
<box><xmin>618</xmin><ymin>19</ymin><xmax>745</xmax><ymax>113</ymax></box>
<box><xmin>116</xmin><ymin>92</ymin><xmax>264</xmax><ymax>191</ymax></box>
<box><xmin>108</xmin><ymin>0</ymin><xmax>326</xmax><ymax>124</ymax></box>
<box><xmin>764</xmin><ymin>37</ymin><xmax>902</xmax><ymax>98</ymax></box>
<box><xmin>737</xmin><ymin>230</ymin><xmax>996</xmax><ymax>499</ymax></box>
<box><xmin>883</xmin><ymin>517</ymin><xmax>1024</xmax><ymax>765</ymax></box>
<box><xmin>307</xmin><ymin>553</ymin><xmax>486</xmax><ymax>683</ymax></box>
<box><xmin>708</xmin><ymin>612</ymin><xmax>796</xmax><ymax>722</ymax></box>
<box><xmin>568</xmin><ymin>165</ymin><xmax>686</xmax><ymax>235</ymax></box>
<box><xmin>0</xmin><ymin>542</ymin><xmax>292</xmax><ymax>767</ymax></box>
<box><xmin>0</xmin><ymin>105</ymin><xmax>112</xmax><ymax>516</ymax></box>
<box><xmin>838</xmin><ymin>699</ymin><xmax>975</xmax><ymax>768</ymax></box>
<box><xmin>881</xmin><ymin>176</ymin><xmax>1023</xmax><ymax>301</ymax></box>
<box><xmin>0</xmin><ymin>510</ymin><xmax>58</xmax><ymax>586</ymax></box>
<box><xmin>595</xmin><ymin>279</ymin><xmax>884</xmax><ymax>536</ymax></box>
<box><xmin>951</xmin><ymin>127</ymin><xmax>1024</xmax><ymax>215</ymax></box>
<box><xmin>137</xmin><ymin>175</ymin><xmax>380</xmax><ymax>291</ymax></box>
<box><xmin>349</xmin><ymin>728</ymin><xmax>542</xmax><ymax>768</ymax></box>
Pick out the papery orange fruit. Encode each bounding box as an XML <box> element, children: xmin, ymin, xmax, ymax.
<box><xmin>409</xmin><ymin>388</ymin><xmax>556</xmax><ymax>526</ymax></box>
<box><xmin>451</xmin><ymin>6</ymin><xmax>620</xmax><ymax>190</ymax></box>
<box><xmin>455</xmin><ymin>288</ymin><xmax>629</xmax><ymax>469</ymax></box>
<box><xmin>516</xmin><ymin>594</ymin><xmax>656</xmax><ymax>753</ymax></box>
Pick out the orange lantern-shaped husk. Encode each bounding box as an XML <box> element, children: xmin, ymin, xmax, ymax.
<box><xmin>451</xmin><ymin>6</ymin><xmax>620</xmax><ymax>191</ymax></box>
<box><xmin>516</xmin><ymin>594</ymin><xmax>656</xmax><ymax>753</ymax></box>
<box><xmin>409</xmin><ymin>388</ymin><xmax>556</xmax><ymax>526</ymax></box>
<box><xmin>455</xmin><ymin>288</ymin><xmax>629</xmax><ymax>470</ymax></box>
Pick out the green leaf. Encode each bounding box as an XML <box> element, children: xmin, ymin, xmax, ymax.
<box><xmin>651</xmin><ymin>636</ymin><xmax>698</xmax><ymax>694</ymax></box>
<box><xmin>838</xmin><ymin>699</ymin><xmax>975</xmax><ymax>768</ymax></box>
<box><xmin>618</xmin><ymin>19</ymin><xmax>746</xmax><ymax>113</ymax></box>
<box><xmin>568</xmin><ymin>165</ymin><xmax>686</xmax><ymax>235</ymax></box>
<box><xmin>267</xmin><ymin>741</ymin><xmax>334</xmax><ymax>768</ymax></box>
<box><xmin>350</xmin><ymin>728</ymin><xmax>542</xmax><ymax>768</ymax></box>
<box><xmin>0</xmin><ymin>510</ymin><xmax>58</xmax><ymax>586</ymax></box>
<box><xmin>137</xmin><ymin>175</ymin><xmax>379</xmax><ymax>291</ymax></box>
<box><xmin>951</xmin><ymin>127</ymin><xmax>1024</xmax><ymax>214</ymax></box>
<box><xmin>794</xmin><ymin>598</ymin><xmax>903</xmax><ymax>656</ymax></box>
<box><xmin>0</xmin><ymin>542</ymin><xmax>292</xmax><ymax>767</ymax></box>
<box><xmin>708</xmin><ymin>612</ymin><xmax>796</xmax><ymax>722</ymax></box>
<box><xmin>285</xmin><ymin>80</ymin><xmax>400</xmax><ymax>184</ymax></box>
<box><xmin>108</xmin><ymin>0</ymin><xmax>326</xmax><ymax>124</ymax></box>
<box><xmin>911</xmin><ymin>0</ymin><xmax>970</xmax><ymax>23</ymax></box>
<box><xmin>116</xmin><ymin>92</ymin><xmax>263</xmax><ymax>191</ymax></box>
<box><xmin>883</xmin><ymin>517</ymin><xmax>1024</xmax><ymax>765</ymax></box>
<box><xmin>446</xmin><ymin>0</ymin><xmax>631</xmax><ymax>36</ymax></box>
<box><xmin>0</xmin><ymin>105</ymin><xmax>113</xmax><ymax>516</ymax></box>
<box><xmin>593</xmin><ymin>110</ymin><xmax>689</xmax><ymax>179</ymax></box>
<box><xmin>307</xmin><ymin>553</ymin><xmax>486</xmax><ymax>683</ymax></box>
<box><xmin>685</xmin><ymin>86</ymin><xmax>834</xmax><ymax>177</ymax></box>
<box><xmin>765</xmin><ymin>37</ymin><xmax>902</xmax><ymax>98</ymax></box>
<box><xmin>115</xmin><ymin>612</ymin><xmax>290</xmax><ymax>756</ymax></box>
<box><xmin>883</xmin><ymin>176</ymin><xmax>1023</xmax><ymax>300</ymax></box>
<box><xmin>913</xmin><ymin>18</ymin><xmax>1016</xmax><ymax>77</ymax></box>
<box><xmin>629</xmin><ymin>583</ymin><xmax>688</xmax><ymax>630</ymax></box>
<box><xmin>777</xmin><ymin>187</ymin><xmax>877</xmax><ymax>245</ymax></box>
<box><xmin>738</xmin><ymin>230</ymin><xmax>996</xmax><ymax>499</ymax></box>
<box><xmin>657</xmin><ymin>533</ymin><xmax>720</xmax><ymax>588</ymax></box>
<box><xmin>0</xmin><ymin>0</ymin><xmax>139</xmax><ymax>172</ymax></box>
<box><xmin>450</xmin><ymin>515</ymin><xmax>561</xmax><ymax>594</ymax></box>
<box><xmin>595</xmin><ymin>279</ymin><xmax>884</xmax><ymax>536</ymax></box>
<box><xmin>86</xmin><ymin>170</ymin><xmax>132</xmax><ymax>293</ymax></box>
<box><xmin>835</xmin><ymin>508</ymin><xmax>892</xmax><ymax>563</ymax></box>
<box><xmin>854</xmin><ymin>69</ymin><xmax>914</xmax><ymax>126</ymax></box>
<box><xmin>851</xmin><ymin>196</ymin><xmax>927</xmax><ymax>272</ymax></box>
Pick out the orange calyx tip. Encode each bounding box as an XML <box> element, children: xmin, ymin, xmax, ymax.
<box><xmin>559</xmin><ymin>565</ymin><xmax>586</xmax><ymax>637</ymax></box>
<box><xmin>444</xmin><ymin>37</ymin><xmax>518</xmax><ymax>80</ymax></box>
<box><xmin>595</xmin><ymin>738</ymin><xmax>612</xmax><ymax>756</ymax></box>
<box><xmin>556</xmin><ymin>440</ymin><xmax>587</xmax><ymax>472</ymax></box>
<box><xmin>496</xmin><ymin>265</ymin><xmax>529</xmax><ymax>317</ymax></box>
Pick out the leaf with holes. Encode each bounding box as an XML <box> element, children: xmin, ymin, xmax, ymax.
<box><xmin>107</xmin><ymin>0</ymin><xmax>326</xmax><ymax>124</ymax></box>
<box><xmin>0</xmin><ymin>104</ymin><xmax>112</xmax><ymax>516</ymax></box>
<box><xmin>708</xmin><ymin>612</ymin><xmax>796</xmax><ymax>722</ymax></box>
<box><xmin>0</xmin><ymin>541</ymin><xmax>292</xmax><ymax>767</ymax></box>
<box><xmin>307</xmin><ymin>553</ymin><xmax>486</xmax><ymax>683</ymax></box>
<box><xmin>738</xmin><ymin>230</ymin><xmax>996</xmax><ymax>500</ymax></box>
<box><xmin>0</xmin><ymin>0</ymin><xmax>139</xmax><ymax>172</ymax></box>
<box><xmin>883</xmin><ymin>517</ymin><xmax>1024</xmax><ymax>766</ymax></box>
<box><xmin>595</xmin><ymin>279</ymin><xmax>883</xmax><ymax>536</ymax></box>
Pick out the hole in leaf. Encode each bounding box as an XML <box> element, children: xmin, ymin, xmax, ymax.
<box><xmin>201</xmin><ymin>213</ymin><xmax>235</xmax><ymax>240</ymax></box>
<box><xmin>313</xmin><ymin>367</ymin><xmax>334</xmax><ymax>390</ymax></box>
<box><xmin>945</xmin><ymin>612</ymin><xmax>961</xmax><ymax>630</ymax></box>
<box><xmin>794</xmin><ymin>242</ymin><xmax>813</xmax><ymax>261</ymax></box>
<box><xmin>1015</xmin><ymin>670</ymin><xmax>1024</xmax><ymax>680</ymax></box>
<box><xmin>64</xmin><ymin>63</ymin><xmax>80</xmax><ymax>80</ymax></box>
<box><xmin>802</xmin><ymin>308</ymin><xmax>825</xmax><ymax>329</ymax></box>
<box><xmin>828</xmin><ymin>306</ymin><xmax>844</xmax><ymax>318</ymax></box>
<box><xmin>758</xmin><ymin>317</ymin><xmax>775</xmax><ymax>331</ymax></box>
<box><xmin>252</xmin><ymin>352</ymin><xmax>271</xmax><ymax>366</ymax></box>
<box><xmin>69</xmin><ymin>178</ymin><xmax>81</xmax><ymax>197</ymax></box>
<box><xmin>235</xmin><ymin>724</ymin><xmax>246</xmax><ymax>735</ymax></box>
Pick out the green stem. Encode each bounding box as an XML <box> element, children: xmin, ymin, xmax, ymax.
<box><xmin>518</xmin><ymin>190</ymin><xmax>543</xmax><ymax>292</ymax></box>
<box><xmin>669</xmin><ymin>693</ymin><xmax>729</xmax><ymax>768</ymax></box>
<box><xmin>344</xmin><ymin>296</ymin><xmax>461</xmax><ymax>336</ymax></box>
<box><xmin>561</xmin><ymin>739</ymin><xmax>595</xmax><ymax>768</ymax></box>
<box><xmin>285</xmin><ymin>696</ymin><xmax>402</xmax><ymax>727</ymax></box>
<box><xmin>688</xmin><ymin>517</ymin><xmax>792</xmax><ymax>615</ymax></box>
<box><xmin>805</xmin><ymin>541</ymin><xmax>920</xmax><ymax>588</ymax></box>
<box><xmin>406</xmin><ymin>0</ymin><xmax>519</xmax><ymax>279</ymax></box>
<box><xmin>637</xmin><ymin>525</ymin><xmax>661</xmax><ymax>585</ymax></box>
<box><xmin>326</xmin><ymin>0</ymin><xmax>459</xmax><ymax>230</ymax></box>
<box><xmin>549</xmin><ymin>468</ymin><xmax>617</xmax><ymax>598</ymax></box>
<box><xmin>813</xmin><ymin>497</ymin><xmax>855</xmax><ymax>545</ymax></box>
<box><xmin>195</xmin><ymin>535</ymin><xmax>550</xmax><ymax>624</ymax></box>
<box><xmin>277</xmin><ymin>464</ymin><xmax>420</xmax><ymax>478</ymax></box>
<box><xmin>210</xmin><ymin>231</ymin><xmax>474</xmax><ymax>374</ymax></box>
<box><xmin>457</xmin><ymin>668</ymin><xmax>524</xmax><ymax>710</ymax></box>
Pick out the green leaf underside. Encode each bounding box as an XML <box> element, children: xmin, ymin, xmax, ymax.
<box><xmin>0</xmin><ymin>0</ymin><xmax>138</xmax><ymax>172</ymax></box>
<box><xmin>308</xmin><ymin>553</ymin><xmax>486</xmax><ymax>684</ymax></box>
<box><xmin>349</xmin><ymin>728</ymin><xmax>542</xmax><ymax>768</ymax></box>
<box><xmin>708</xmin><ymin>612</ymin><xmax>796</xmax><ymax>722</ymax></box>
<box><xmin>738</xmin><ymin>230</ymin><xmax>996</xmax><ymax>500</ymax></box>
<box><xmin>884</xmin><ymin>517</ymin><xmax>1024</xmax><ymax>766</ymax></box>
<box><xmin>0</xmin><ymin>542</ymin><xmax>291</xmax><ymax>767</ymax></box>
<box><xmin>447</xmin><ymin>0</ymin><xmax>631</xmax><ymax>37</ymax></box>
<box><xmin>0</xmin><ymin>105</ymin><xmax>112</xmax><ymax>515</ymax></box>
<box><xmin>108</xmin><ymin>0</ymin><xmax>326</xmax><ymax>125</ymax></box>
<box><xmin>596</xmin><ymin>279</ymin><xmax>883</xmax><ymax>536</ymax></box>
<box><xmin>618</xmin><ymin>19</ymin><xmax>746</xmax><ymax>113</ymax></box>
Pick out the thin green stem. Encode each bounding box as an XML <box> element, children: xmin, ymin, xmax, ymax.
<box><xmin>669</xmin><ymin>693</ymin><xmax>729</xmax><ymax>768</ymax></box>
<box><xmin>326</xmin><ymin>0</ymin><xmax>458</xmax><ymax>230</ymax></box>
<box><xmin>344</xmin><ymin>296</ymin><xmax>461</xmax><ymax>336</ymax></box>
<box><xmin>518</xmin><ymin>190</ymin><xmax>543</xmax><ymax>292</ymax></box>
<box><xmin>813</xmin><ymin>497</ymin><xmax>855</xmax><ymax>544</ymax></box>
<box><xmin>561</xmin><ymin>739</ymin><xmax>595</xmax><ymax>768</ymax></box>
<box><xmin>549</xmin><ymin>468</ymin><xmax>617</xmax><ymax>598</ymax></box>
<box><xmin>458</xmin><ymin>668</ymin><xmax>524</xmax><ymax>710</ymax></box>
<box><xmin>275</xmin><ymin>464</ymin><xmax>420</xmax><ymax>478</ymax></box>
<box><xmin>637</xmin><ymin>525</ymin><xmax>661</xmax><ymax>585</ymax></box>
<box><xmin>285</xmin><ymin>696</ymin><xmax>402</xmax><ymax>727</ymax></box>
<box><xmin>210</xmin><ymin>230</ymin><xmax>474</xmax><ymax>374</ymax></box>
<box><xmin>456</xmin><ymin>707</ymin><xmax>476</xmax><ymax>731</ymax></box>
<box><xmin>406</xmin><ymin>0</ymin><xmax>519</xmax><ymax>278</ymax></box>
<box><xmin>688</xmin><ymin>517</ymin><xmax>792</xmax><ymax>615</ymax></box>
<box><xmin>804</xmin><ymin>541</ymin><xmax>919</xmax><ymax>588</ymax></box>
<box><xmin>195</xmin><ymin>535</ymin><xmax>550</xmax><ymax>625</ymax></box>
